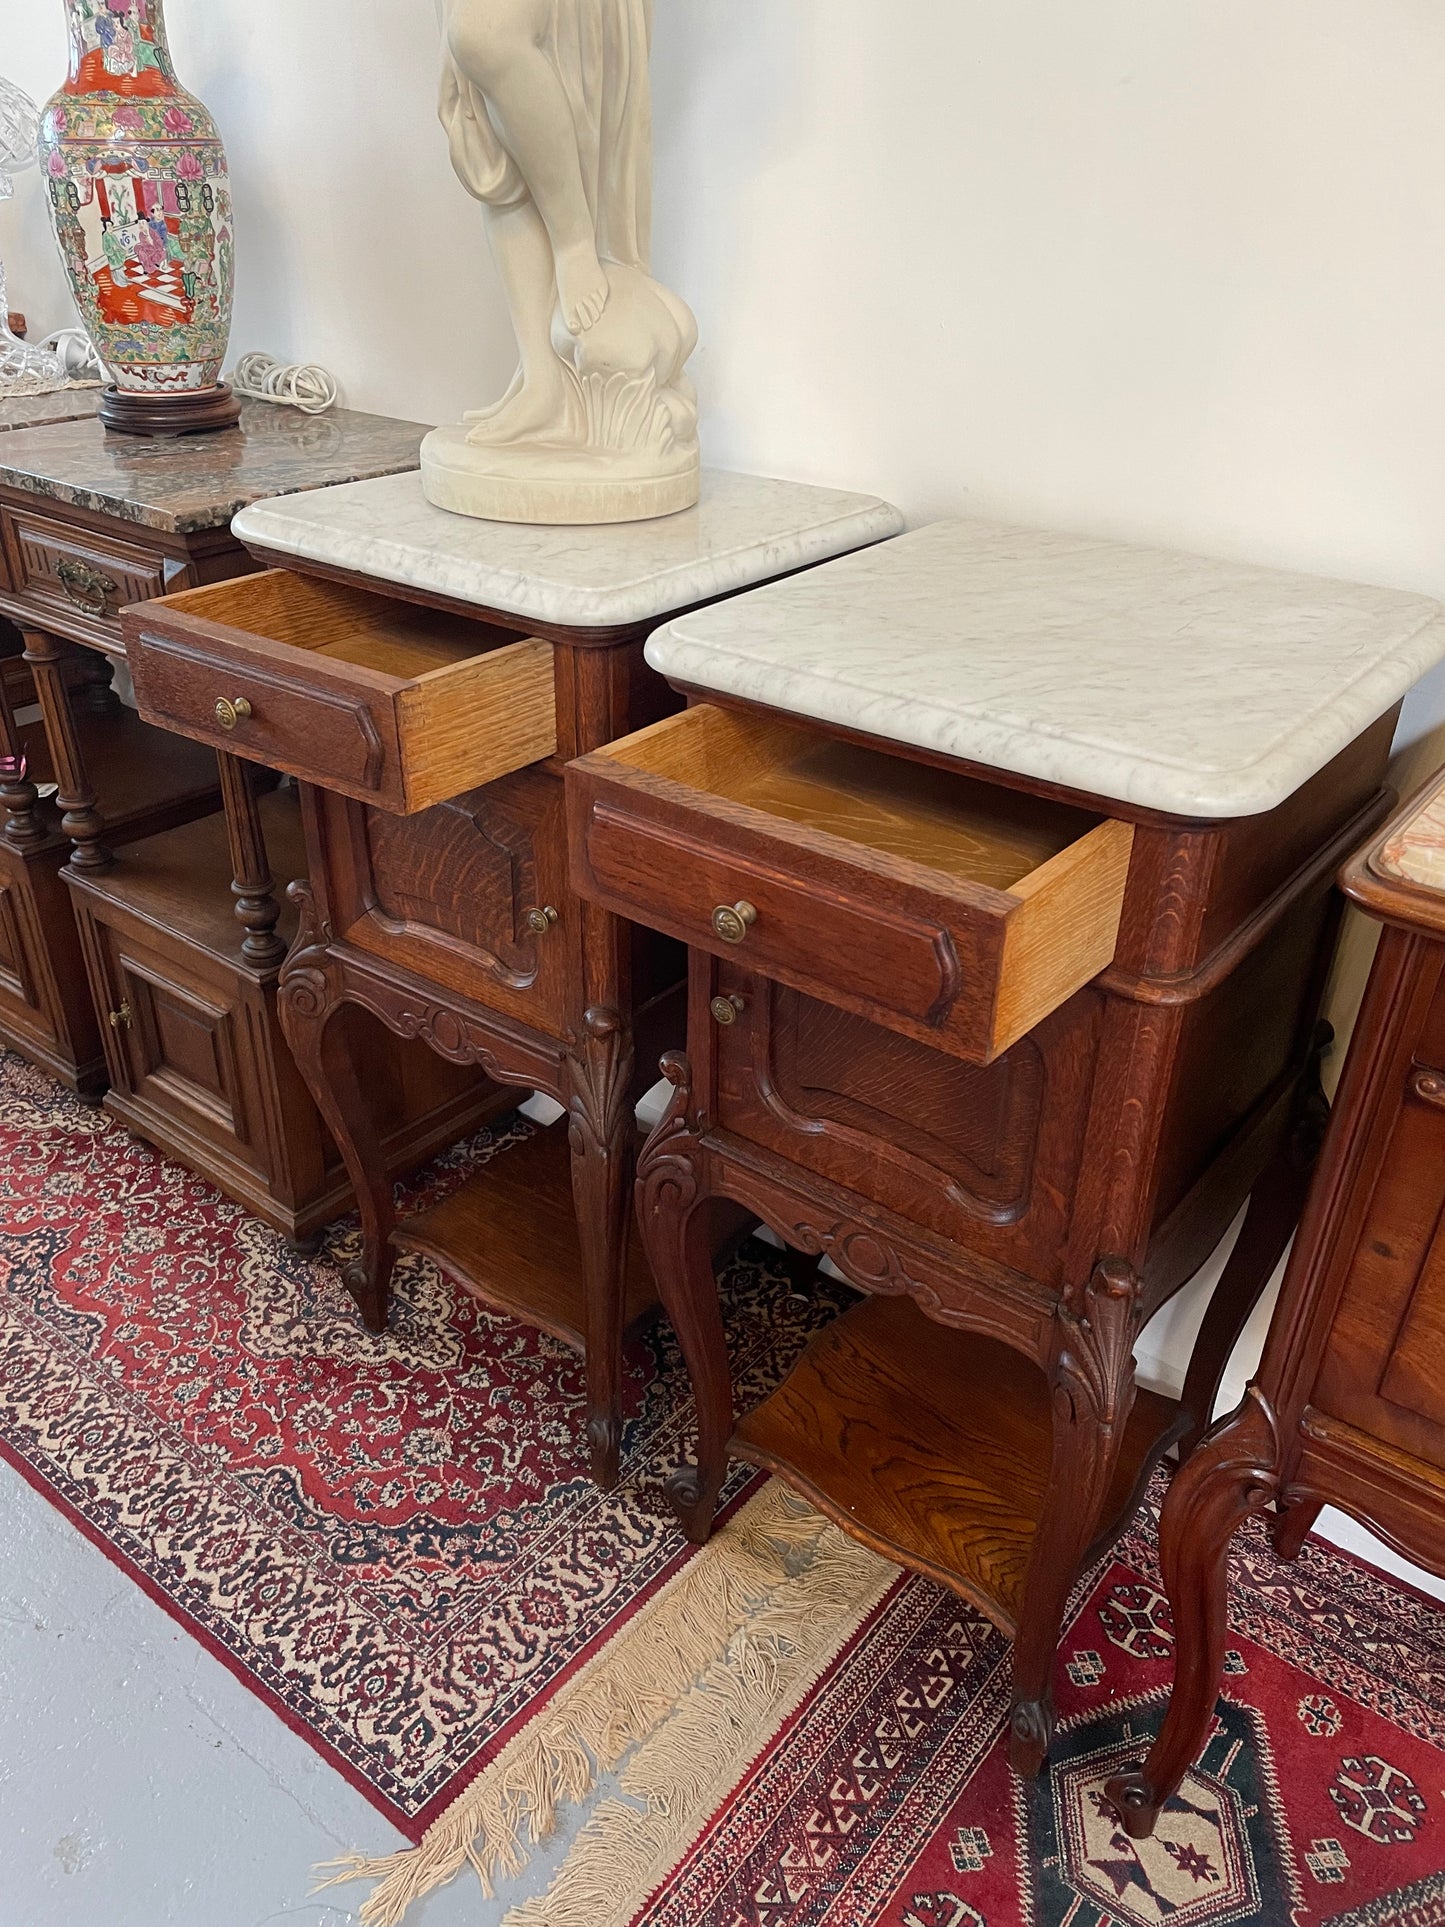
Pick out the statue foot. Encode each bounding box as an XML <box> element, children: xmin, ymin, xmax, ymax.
<box><xmin>557</xmin><ymin>242</ymin><xmax>610</xmax><ymax>336</ymax></box>
<box><xmin>462</xmin><ymin>369</ymin><xmax>523</xmax><ymax>426</ymax></box>
<box><xmin>464</xmin><ymin>368</ymin><xmax>574</xmax><ymax>447</ymax></box>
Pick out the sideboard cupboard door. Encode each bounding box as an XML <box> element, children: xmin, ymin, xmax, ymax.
<box><xmin>85</xmin><ymin>921</ymin><xmax>255</xmax><ymax>1164</ymax></box>
<box><xmin>1311</xmin><ymin>950</ymin><xmax>1445</xmax><ymax>1472</ymax></box>
<box><xmin>569</xmin><ymin>703</ymin><xmax>1134</xmax><ymax>1065</ymax></box>
<box><xmin>124</xmin><ymin>571</ymin><xmax>557</xmax><ymax>814</ymax></box>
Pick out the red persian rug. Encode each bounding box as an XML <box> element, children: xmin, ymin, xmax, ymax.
<box><xmin>0</xmin><ymin>1049</ymin><xmax>847</xmax><ymax>1842</ymax></box>
<box><xmin>537</xmin><ymin>1502</ymin><xmax>1444</xmax><ymax>1927</ymax></box>
<box><xmin>5</xmin><ymin>1046</ymin><xmax>1444</xmax><ymax>1927</ymax></box>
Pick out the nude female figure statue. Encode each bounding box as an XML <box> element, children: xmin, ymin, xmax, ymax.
<box><xmin>426</xmin><ymin>0</ymin><xmax>700</xmax><ymax>523</ymax></box>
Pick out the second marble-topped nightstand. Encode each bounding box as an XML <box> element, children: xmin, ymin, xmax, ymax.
<box><xmin>567</xmin><ymin>517</ymin><xmax>1445</xmax><ymax>1765</ymax></box>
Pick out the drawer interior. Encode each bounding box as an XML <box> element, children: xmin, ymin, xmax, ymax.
<box><xmin>616</xmin><ymin>705</ymin><xmax>1105</xmax><ymax>890</ymax></box>
<box><xmin>158</xmin><ymin>573</ymin><xmax>515</xmax><ymax>684</ymax></box>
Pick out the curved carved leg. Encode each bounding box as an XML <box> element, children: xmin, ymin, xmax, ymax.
<box><xmin>1106</xmin><ymin>1388</ymin><xmax>1282</xmax><ymax>1839</ymax></box>
<box><xmin>568</xmin><ymin>1006</ymin><xmax>635</xmax><ymax>1492</ymax></box>
<box><xmin>1010</xmin><ymin>1260</ymin><xmax>1143</xmax><ymax>1777</ymax></box>
<box><xmin>279</xmin><ymin>885</ymin><xmax>396</xmax><ymax>1332</ymax></box>
<box><xmin>637</xmin><ymin>1055</ymin><xmax>731</xmax><ymax>1543</ymax></box>
<box><xmin>1179</xmin><ymin>1038</ymin><xmax>1331</xmax><ymax>1456</ymax></box>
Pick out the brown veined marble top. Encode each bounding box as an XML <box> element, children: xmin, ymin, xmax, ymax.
<box><xmin>0</xmin><ymin>401</ymin><xmax>430</xmax><ymax>535</ymax></box>
<box><xmin>0</xmin><ymin>387</ymin><xmax>102</xmax><ymax>435</ymax></box>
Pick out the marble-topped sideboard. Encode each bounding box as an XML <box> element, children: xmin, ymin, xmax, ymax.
<box><xmin>645</xmin><ymin>519</ymin><xmax>1445</xmax><ymax>819</ymax></box>
<box><xmin>0</xmin><ymin>402</ymin><xmax>429</xmax><ymax>536</ymax></box>
<box><xmin>0</xmin><ymin>388</ymin><xmax>102</xmax><ymax>436</ymax></box>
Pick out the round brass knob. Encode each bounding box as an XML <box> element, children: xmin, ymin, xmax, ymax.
<box><xmin>215</xmin><ymin>696</ymin><xmax>253</xmax><ymax>731</ymax></box>
<box><xmin>525</xmin><ymin>905</ymin><xmax>560</xmax><ymax>935</ymax></box>
<box><xmin>710</xmin><ymin>994</ymin><xmax>746</xmax><ymax>1027</ymax></box>
<box><xmin>711</xmin><ymin>900</ymin><xmax>758</xmax><ymax>946</ymax></box>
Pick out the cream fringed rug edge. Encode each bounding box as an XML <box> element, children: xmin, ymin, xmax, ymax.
<box><xmin>317</xmin><ymin>1481</ymin><xmax>900</xmax><ymax>1927</ymax></box>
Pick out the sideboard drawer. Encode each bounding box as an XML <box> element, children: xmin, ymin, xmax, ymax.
<box><xmin>124</xmin><ymin>570</ymin><xmax>557</xmax><ymax>814</ymax></box>
<box><xmin>1</xmin><ymin>503</ymin><xmax>169</xmax><ymax>649</ymax></box>
<box><xmin>568</xmin><ymin>704</ymin><xmax>1134</xmax><ymax>1064</ymax></box>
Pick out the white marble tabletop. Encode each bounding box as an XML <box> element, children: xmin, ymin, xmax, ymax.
<box><xmin>645</xmin><ymin>519</ymin><xmax>1445</xmax><ymax>819</ymax></box>
<box><xmin>232</xmin><ymin>469</ymin><xmax>903</xmax><ymax>629</ymax></box>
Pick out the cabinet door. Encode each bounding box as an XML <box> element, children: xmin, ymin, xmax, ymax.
<box><xmin>321</xmin><ymin>768</ymin><xmax>573</xmax><ymax>1038</ymax></box>
<box><xmin>90</xmin><ymin>922</ymin><xmax>258</xmax><ymax>1168</ymax></box>
<box><xmin>1313</xmin><ymin>961</ymin><xmax>1445</xmax><ymax>1473</ymax></box>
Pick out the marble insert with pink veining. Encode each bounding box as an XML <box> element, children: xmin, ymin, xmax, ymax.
<box><xmin>1376</xmin><ymin>786</ymin><xmax>1445</xmax><ymax>893</ymax></box>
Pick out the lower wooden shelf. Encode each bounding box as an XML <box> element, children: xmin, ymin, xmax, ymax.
<box><xmin>731</xmin><ymin>1294</ymin><xmax>1185</xmax><ymax>1633</ymax></box>
<box><xmin>392</xmin><ymin>1117</ymin><xmax>659</xmax><ymax>1352</ymax></box>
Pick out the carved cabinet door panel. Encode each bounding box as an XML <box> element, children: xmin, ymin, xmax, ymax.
<box><xmin>323</xmin><ymin>768</ymin><xmax>572</xmax><ymax>1037</ymax></box>
<box><xmin>1312</xmin><ymin>952</ymin><xmax>1445</xmax><ymax>1473</ymax></box>
<box><xmin>87</xmin><ymin>921</ymin><xmax>259</xmax><ymax>1169</ymax></box>
<box><xmin>0</xmin><ymin>866</ymin><xmax>40</xmax><ymax>1027</ymax></box>
<box><xmin>711</xmin><ymin>966</ymin><xmax>1101</xmax><ymax>1288</ymax></box>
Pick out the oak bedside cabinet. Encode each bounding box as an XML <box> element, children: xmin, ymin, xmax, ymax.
<box><xmin>565</xmin><ymin>519</ymin><xmax>1445</xmax><ymax>1769</ymax></box>
<box><xmin>0</xmin><ymin>405</ymin><xmax>495</xmax><ymax>1241</ymax></box>
<box><xmin>1109</xmin><ymin>766</ymin><xmax>1445</xmax><ymax>1839</ymax></box>
<box><xmin>123</xmin><ymin>469</ymin><xmax>903</xmax><ymax>1486</ymax></box>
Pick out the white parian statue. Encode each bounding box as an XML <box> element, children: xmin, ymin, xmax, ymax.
<box><xmin>423</xmin><ymin>0</ymin><xmax>700</xmax><ymax>525</ymax></box>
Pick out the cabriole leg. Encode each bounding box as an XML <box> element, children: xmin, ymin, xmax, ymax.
<box><xmin>1106</xmin><ymin>1389</ymin><xmax>1281</xmax><ymax>1838</ymax></box>
<box><xmin>568</xmin><ymin>1006</ymin><xmax>635</xmax><ymax>1491</ymax></box>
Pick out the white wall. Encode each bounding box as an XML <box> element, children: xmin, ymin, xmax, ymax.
<box><xmin>3</xmin><ymin>0</ymin><xmax>1443</xmax><ymax>1593</ymax></box>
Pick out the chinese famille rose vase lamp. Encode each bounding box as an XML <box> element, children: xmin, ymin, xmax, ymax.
<box><xmin>39</xmin><ymin>0</ymin><xmax>240</xmax><ymax>434</ymax></box>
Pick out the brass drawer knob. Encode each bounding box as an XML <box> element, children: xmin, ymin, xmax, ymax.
<box><xmin>215</xmin><ymin>696</ymin><xmax>253</xmax><ymax>731</ymax></box>
<box><xmin>524</xmin><ymin>905</ymin><xmax>560</xmax><ymax>935</ymax></box>
<box><xmin>712</xmin><ymin>900</ymin><xmax>758</xmax><ymax>946</ymax></box>
<box><xmin>56</xmin><ymin>557</ymin><xmax>118</xmax><ymax>617</ymax></box>
<box><xmin>109</xmin><ymin>1002</ymin><xmax>133</xmax><ymax>1032</ymax></box>
<box><xmin>711</xmin><ymin>994</ymin><xmax>746</xmax><ymax>1027</ymax></box>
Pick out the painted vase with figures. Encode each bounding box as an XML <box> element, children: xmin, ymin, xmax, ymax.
<box><xmin>38</xmin><ymin>0</ymin><xmax>240</xmax><ymax>433</ymax></box>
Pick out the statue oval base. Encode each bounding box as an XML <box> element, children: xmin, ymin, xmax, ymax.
<box><xmin>421</xmin><ymin>425</ymin><xmax>700</xmax><ymax>527</ymax></box>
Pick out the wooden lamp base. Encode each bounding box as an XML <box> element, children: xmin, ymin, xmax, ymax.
<box><xmin>99</xmin><ymin>383</ymin><xmax>243</xmax><ymax>438</ymax></box>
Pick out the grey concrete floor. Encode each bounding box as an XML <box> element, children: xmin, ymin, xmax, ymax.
<box><xmin>0</xmin><ymin>1456</ymin><xmax>598</xmax><ymax>1927</ymax></box>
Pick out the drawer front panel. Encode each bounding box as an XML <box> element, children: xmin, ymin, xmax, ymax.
<box><xmin>581</xmin><ymin>797</ymin><xmax>990</xmax><ymax>1057</ymax></box>
<box><xmin>712</xmin><ymin>967</ymin><xmax>1098</xmax><ymax>1284</ymax></box>
<box><xmin>2</xmin><ymin>506</ymin><xmax>169</xmax><ymax>646</ymax></box>
<box><xmin>130</xmin><ymin>631</ymin><xmax>399</xmax><ymax>802</ymax></box>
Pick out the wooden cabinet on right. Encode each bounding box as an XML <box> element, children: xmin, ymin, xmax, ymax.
<box><xmin>1108</xmin><ymin>767</ymin><xmax>1445</xmax><ymax>1840</ymax></box>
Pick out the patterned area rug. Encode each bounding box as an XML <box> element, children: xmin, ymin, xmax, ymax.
<box><xmin>3</xmin><ymin>1048</ymin><xmax>1443</xmax><ymax>1927</ymax></box>
<box><xmin>0</xmin><ymin>1050</ymin><xmax>849</xmax><ymax>1840</ymax></box>
<box><xmin>517</xmin><ymin>1503</ymin><xmax>1445</xmax><ymax>1927</ymax></box>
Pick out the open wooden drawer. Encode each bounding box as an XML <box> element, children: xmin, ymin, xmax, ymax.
<box><xmin>123</xmin><ymin>571</ymin><xmax>557</xmax><ymax>814</ymax></box>
<box><xmin>568</xmin><ymin>705</ymin><xmax>1135</xmax><ymax>1064</ymax></box>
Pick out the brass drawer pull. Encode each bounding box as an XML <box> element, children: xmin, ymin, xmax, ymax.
<box><xmin>1412</xmin><ymin>1068</ymin><xmax>1445</xmax><ymax>1111</ymax></box>
<box><xmin>56</xmin><ymin>557</ymin><xmax>118</xmax><ymax>617</ymax></box>
<box><xmin>712</xmin><ymin>900</ymin><xmax>758</xmax><ymax>946</ymax></box>
<box><xmin>711</xmin><ymin>994</ymin><xmax>746</xmax><ymax>1027</ymax></box>
<box><xmin>524</xmin><ymin>905</ymin><xmax>560</xmax><ymax>935</ymax></box>
<box><xmin>109</xmin><ymin>1002</ymin><xmax>133</xmax><ymax>1032</ymax></box>
<box><xmin>214</xmin><ymin>696</ymin><xmax>253</xmax><ymax>731</ymax></box>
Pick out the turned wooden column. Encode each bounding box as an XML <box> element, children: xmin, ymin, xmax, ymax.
<box><xmin>217</xmin><ymin>752</ymin><xmax>286</xmax><ymax>967</ymax></box>
<box><xmin>21</xmin><ymin>627</ymin><xmax>112</xmax><ymax>873</ymax></box>
<box><xmin>0</xmin><ymin>667</ymin><xmax>46</xmax><ymax>851</ymax></box>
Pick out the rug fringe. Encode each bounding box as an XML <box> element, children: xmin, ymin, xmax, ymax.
<box><xmin>314</xmin><ymin>1482</ymin><xmax>841</xmax><ymax>1927</ymax></box>
<box><xmin>498</xmin><ymin>1526</ymin><xmax>895</xmax><ymax>1927</ymax></box>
